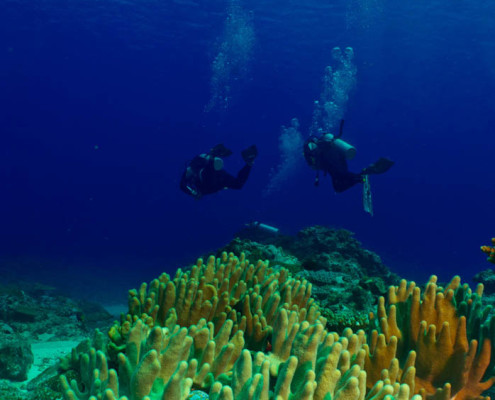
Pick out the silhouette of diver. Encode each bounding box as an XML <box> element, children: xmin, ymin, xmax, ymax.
<box><xmin>303</xmin><ymin>120</ymin><xmax>394</xmax><ymax>193</ymax></box>
<box><xmin>180</xmin><ymin>144</ymin><xmax>258</xmax><ymax>199</ymax></box>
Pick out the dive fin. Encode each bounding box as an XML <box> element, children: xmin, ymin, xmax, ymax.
<box><xmin>362</xmin><ymin>157</ymin><xmax>394</xmax><ymax>175</ymax></box>
<box><xmin>363</xmin><ymin>175</ymin><xmax>373</xmax><ymax>216</ymax></box>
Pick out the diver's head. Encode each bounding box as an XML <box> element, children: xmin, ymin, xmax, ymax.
<box><xmin>322</xmin><ymin>133</ymin><xmax>335</xmax><ymax>142</ymax></box>
<box><xmin>213</xmin><ymin>157</ymin><xmax>224</xmax><ymax>171</ymax></box>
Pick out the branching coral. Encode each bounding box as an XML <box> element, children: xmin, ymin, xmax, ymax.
<box><xmin>60</xmin><ymin>254</ymin><xmax>495</xmax><ymax>400</ymax></box>
<box><xmin>118</xmin><ymin>253</ymin><xmax>321</xmax><ymax>352</ymax></box>
<box><xmin>62</xmin><ymin>315</ymin><xmax>417</xmax><ymax>400</ymax></box>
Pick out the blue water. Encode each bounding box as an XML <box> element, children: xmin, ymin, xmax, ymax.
<box><xmin>1</xmin><ymin>0</ymin><xmax>495</xmax><ymax>301</ymax></box>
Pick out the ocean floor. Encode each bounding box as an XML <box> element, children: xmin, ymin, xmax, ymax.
<box><xmin>0</xmin><ymin>279</ymin><xmax>122</xmax><ymax>400</ymax></box>
<box><xmin>28</xmin><ymin>339</ymin><xmax>84</xmax><ymax>382</ymax></box>
<box><xmin>26</xmin><ymin>302</ymin><xmax>126</xmax><ymax>381</ymax></box>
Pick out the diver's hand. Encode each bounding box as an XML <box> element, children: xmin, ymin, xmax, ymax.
<box><xmin>186</xmin><ymin>185</ymin><xmax>202</xmax><ymax>199</ymax></box>
<box><xmin>242</xmin><ymin>145</ymin><xmax>258</xmax><ymax>166</ymax></box>
<box><xmin>191</xmin><ymin>189</ymin><xmax>202</xmax><ymax>200</ymax></box>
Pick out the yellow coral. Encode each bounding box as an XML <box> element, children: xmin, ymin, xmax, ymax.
<box><xmin>120</xmin><ymin>252</ymin><xmax>323</xmax><ymax>351</ymax></box>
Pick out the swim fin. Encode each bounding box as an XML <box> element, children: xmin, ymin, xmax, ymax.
<box><xmin>210</xmin><ymin>144</ymin><xmax>233</xmax><ymax>158</ymax></box>
<box><xmin>362</xmin><ymin>157</ymin><xmax>394</xmax><ymax>175</ymax></box>
<box><xmin>242</xmin><ymin>145</ymin><xmax>258</xmax><ymax>166</ymax></box>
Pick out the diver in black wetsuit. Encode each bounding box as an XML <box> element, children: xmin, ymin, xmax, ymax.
<box><xmin>303</xmin><ymin>120</ymin><xmax>394</xmax><ymax>193</ymax></box>
<box><xmin>180</xmin><ymin>144</ymin><xmax>258</xmax><ymax>199</ymax></box>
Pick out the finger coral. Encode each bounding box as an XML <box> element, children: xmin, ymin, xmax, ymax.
<box><xmin>60</xmin><ymin>253</ymin><xmax>495</xmax><ymax>400</ymax></box>
<box><xmin>118</xmin><ymin>252</ymin><xmax>322</xmax><ymax>352</ymax></box>
<box><xmin>368</xmin><ymin>275</ymin><xmax>495</xmax><ymax>400</ymax></box>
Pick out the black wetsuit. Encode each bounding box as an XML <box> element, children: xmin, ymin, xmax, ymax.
<box><xmin>180</xmin><ymin>154</ymin><xmax>252</xmax><ymax>198</ymax></box>
<box><xmin>304</xmin><ymin>136</ymin><xmax>363</xmax><ymax>193</ymax></box>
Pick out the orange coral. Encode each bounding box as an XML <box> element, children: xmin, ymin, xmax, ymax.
<box><xmin>481</xmin><ymin>238</ymin><xmax>495</xmax><ymax>264</ymax></box>
<box><xmin>368</xmin><ymin>276</ymin><xmax>495</xmax><ymax>400</ymax></box>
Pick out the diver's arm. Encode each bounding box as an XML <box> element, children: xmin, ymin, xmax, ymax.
<box><xmin>185</xmin><ymin>185</ymin><xmax>201</xmax><ymax>198</ymax></box>
<box><xmin>180</xmin><ymin>171</ymin><xmax>201</xmax><ymax>198</ymax></box>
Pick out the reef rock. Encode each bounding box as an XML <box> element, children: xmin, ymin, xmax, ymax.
<box><xmin>474</xmin><ymin>268</ymin><xmax>495</xmax><ymax>294</ymax></box>
<box><xmin>0</xmin><ymin>330</ymin><xmax>33</xmax><ymax>380</ymax></box>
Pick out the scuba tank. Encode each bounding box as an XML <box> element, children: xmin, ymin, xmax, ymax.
<box><xmin>321</xmin><ymin>133</ymin><xmax>356</xmax><ymax>160</ymax></box>
<box><xmin>321</xmin><ymin>120</ymin><xmax>356</xmax><ymax>160</ymax></box>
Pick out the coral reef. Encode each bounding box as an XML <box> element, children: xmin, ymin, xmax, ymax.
<box><xmin>57</xmin><ymin>252</ymin><xmax>495</xmax><ymax>400</ymax></box>
<box><xmin>291</xmin><ymin>227</ymin><xmax>395</xmax><ymax>281</ymax></box>
<box><xmin>4</xmin><ymin>227</ymin><xmax>495</xmax><ymax>400</ymax></box>
<box><xmin>119</xmin><ymin>253</ymin><xmax>320</xmax><ymax>350</ymax></box>
<box><xmin>221</xmin><ymin>226</ymin><xmax>399</xmax><ymax>331</ymax></box>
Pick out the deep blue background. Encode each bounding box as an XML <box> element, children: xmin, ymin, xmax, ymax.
<box><xmin>1</xmin><ymin>0</ymin><xmax>494</xmax><ymax>302</ymax></box>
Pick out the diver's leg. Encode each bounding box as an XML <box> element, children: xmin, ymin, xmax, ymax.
<box><xmin>234</xmin><ymin>164</ymin><xmax>252</xmax><ymax>188</ymax></box>
<box><xmin>217</xmin><ymin>165</ymin><xmax>252</xmax><ymax>190</ymax></box>
<box><xmin>330</xmin><ymin>171</ymin><xmax>363</xmax><ymax>193</ymax></box>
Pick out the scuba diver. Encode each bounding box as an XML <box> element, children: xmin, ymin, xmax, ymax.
<box><xmin>180</xmin><ymin>144</ymin><xmax>258</xmax><ymax>199</ymax></box>
<box><xmin>303</xmin><ymin>120</ymin><xmax>394</xmax><ymax>193</ymax></box>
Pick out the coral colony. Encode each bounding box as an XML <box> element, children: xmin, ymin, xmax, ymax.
<box><xmin>60</xmin><ymin>249</ymin><xmax>495</xmax><ymax>400</ymax></box>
